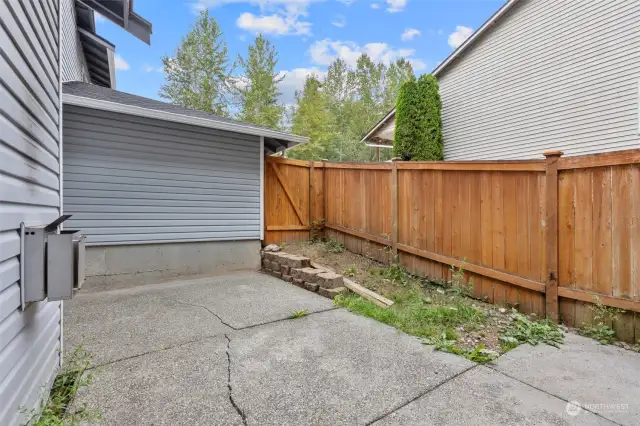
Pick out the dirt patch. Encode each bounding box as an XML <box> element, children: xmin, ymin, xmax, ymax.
<box><xmin>285</xmin><ymin>240</ymin><xmax>517</xmax><ymax>357</ymax></box>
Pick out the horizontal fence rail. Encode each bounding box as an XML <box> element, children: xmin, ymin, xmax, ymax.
<box><xmin>264</xmin><ymin>149</ymin><xmax>640</xmax><ymax>342</ymax></box>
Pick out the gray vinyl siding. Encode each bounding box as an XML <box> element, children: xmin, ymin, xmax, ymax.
<box><xmin>439</xmin><ymin>0</ymin><xmax>640</xmax><ymax>160</ymax></box>
<box><xmin>63</xmin><ymin>105</ymin><xmax>261</xmax><ymax>245</ymax></box>
<box><xmin>60</xmin><ymin>0</ymin><xmax>88</xmax><ymax>82</ymax></box>
<box><xmin>0</xmin><ymin>1</ymin><xmax>62</xmax><ymax>425</ymax></box>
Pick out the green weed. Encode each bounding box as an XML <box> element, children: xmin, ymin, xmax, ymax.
<box><xmin>322</xmin><ymin>239</ymin><xmax>345</xmax><ymax>253</ymax></box>
<box><xmin>580</xmin><ymin>297</ymin><xmax>624</xmax><ymax>344</ymax></box>
<box><xmin>343</xmin><ymin>264</ymin><xmax>357</xmax><ymax>278</ymax></box>
<box><xmin>501</xmin><ymin>311</ymin><xmax>564</xmax><ymax>348</ymax></box>
<box><xmin>290</xmin><ymin>308</ymin><xmax>309</xmax><ymax>319</ymax></box>
<box><xmin>24</xmin><ymin>346</ymin><xmax>101</xmax><ymax>425</ymax></box>
<box><xmin>447</xmin><ymin>262</ymin><xmax>474</xmax><ymax>297</ymax></box>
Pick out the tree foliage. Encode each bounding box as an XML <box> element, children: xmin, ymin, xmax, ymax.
<box><xmin>234</xmin><ymin>34</ymin><xmax>285</xmax><ymax>129</ymax></box>
<box><xmin>288</xmin><ymin>55</ymin><xmax>414</xmax><ymax>161</ymax></box>
<box><xmin>159</xmin><ymin>10</ymin><xmax>231</xmax><ymax>116</ymax></box>
<box><xmin>159</xmin><ymin>10</ymin><xmax>416</xmax><ymax>162</ymax></box>
<box><xmin>393</xmin><ymin>74</ymin><xmax>443</xmax><ymax>161</ymax></box>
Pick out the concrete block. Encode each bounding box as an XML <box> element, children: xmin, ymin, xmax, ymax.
<box><xmin>292</xmin><ymin>278</ymin><xmax>305</xmax><ymax>288</ymax></box>
<box><xmin>282</xmin><ymin>274</ymin><xmax>292</xmax><ymax>283</ymax></box>
<box><xmin>292</xmin><ymin>267</ymin><xmax>322</xmax><ymax>283</ymax></box>
<box><xmin>263</xmin><ymin>252</ymin><xmax>284</xmax><ymax>263</ymax></box>
<box><xmin>270</xmin><ymin>270</ymin><xmax>282</xmax><ymax>279</ymax></box>
<box><xmin>317</xmin><ymin>272</ymin><xmax>344</xmax><ymax>289</ymax></box>
<box><xmin>278</xmin><ymin>254</ymin><xmax>311</xmax><ymax>269</ymax></box>
<box><xmin>319</xmin><ymin>286</ymin><xmax>348</xmax><ymax>299</ymax></box>
<box><xmin>303</xmin><ymin>282</ymin><xmax>319</xmax><ymax>292</ymax></box>
<box><xmin>281</xmin><ymin>265</ymin><xmax>291</xmax><ymax>275</ymax></box>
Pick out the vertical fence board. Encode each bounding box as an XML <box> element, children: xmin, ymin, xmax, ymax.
<box><xmin>492</xmin><ymin>172</ymin><xmax>508</xmax><ymax>305</ymax></box>
<box><xmin>558</xmin><ymin>170</ymin><xmax>576</xmax><ymax>326</ymax></box>
<box><xmin>504</xmin><ymin>174</ymin><xmax>519</xmax><ymax>308</ymax></box>
<box><xmin>480</xmin><ymin>171</ymin><xmax>495</xmax><ymax>302</ymax></box>
<box><xmin>592</xmin><ymin>167</ymin><xmax>613</xmax><ymax>300</ymax></box>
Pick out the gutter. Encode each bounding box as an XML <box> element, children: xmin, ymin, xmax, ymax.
<box><xmin>62</xmin><ymin>94</ymin><xmax>309</xmax><ymax>145</ymax></box>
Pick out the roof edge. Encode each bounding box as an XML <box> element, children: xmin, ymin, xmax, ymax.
<box><xmin>62</xmin><ymin>94</ymin><xmax>310</xmax><ymax>144</ymax></box>
<box><xmin>431</xmin><ymin>0</ymin><xmax>521</xmax><ymax>77</ymax></box>
<box><xmin>360</xmin><ymin>0</ymin><xmax>521</xmax><ymax>144</ymax></box>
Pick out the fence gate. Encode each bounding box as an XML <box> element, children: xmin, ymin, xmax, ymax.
<box><xmin>264</xmin><ymin>157</ymin><xmax>318</xmax><ymax>245</ymax></box>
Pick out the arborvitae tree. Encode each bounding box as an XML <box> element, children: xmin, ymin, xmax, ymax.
<box><xmin>159</xmin><ymin>10</ymin><xmax>231</xmax><ymax>116</ymax></box>
<box><xmin>393</xmin><ymin>74</ymin><xmax>443</xmax><ymax>161</ymax></box>
<box><xmin>235</xmin><ymin>34</ymin><xmax>285</xmax><ymax>129</ymax></box>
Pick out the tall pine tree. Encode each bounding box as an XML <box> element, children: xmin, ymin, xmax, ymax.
<box><xmin>159</xmin><ymin>10</ymin><xmax>231</xmax><ymax>116</ymax></box>
<box><xmin>235</xmin><ymin>34</ymin><xmax>285</xmax><ymax>129</ymax></box>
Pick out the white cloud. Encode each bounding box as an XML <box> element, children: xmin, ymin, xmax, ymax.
<box><xmin>278</xmin><ymin>67</ymin><xmax>326</xmax><ymax>104</ymax></box>
<box><xmin>448</xmin><ymin>25</ymin><xmax>473</xmax><ymax>49</ymax></box>
<box><xmin>143</xmin><ymin>64</ymin><xmax>163</xmax><ymax>73</ymax></box>
<box><xmin>409</xmin><ymin>58</ymin><xmax>426</xmax><ymax>71</ymax></box>
<box><xmin>114</xmin><ymin>54</ymin><xmax>129</xmax><ymax>71</ymax></box>
<box><xmin>370</xmin><ymin>3</ymin><xmax>380</xmax><ymax>8</ymax></box>
<box><xmin>331</xmin><ymin>14</ymin><xmax>346</xmax><ymax>28</ymax></box>
<box><xmin>193</xmin><ymin>0</ymin><xmax>319</xmax><ymax>36</ymax></box>
<box><xmin>386</xmin><ymin>0</ymin><xmax>406</xmax><ymax>13</ymax></box>
<box><xmin>94</xmin><ymin>13</ymin><xmax>106</xmax><ymax>24</ymax></box>
<box><xmin>401</xmin><ymin>28</ymin><xmax>420</xmax><ymax>41</ymax></box>
<box><xmin>308</xmin><ymin>39</ymin><xmax>423</xmax><ymax>70</ymax></box>
<box><xmin>337</xmin><ymin>0</ymin><xmax>355</xmax><ymax>5</ymax></box>
<box><xmin>237</xmin><ymin>12</ymin><xmax>311</xmax><ymax>35</ymax></box>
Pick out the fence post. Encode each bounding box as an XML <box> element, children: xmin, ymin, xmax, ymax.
<box><xmin>544</xmin><ymin>150</ymin><xmax>563</xmax><ymax>321</ymax></box>
<box><xmin>309</xmin><ymin>161</ymin><xmax>314</xmax><ymax>230</ymax></box>
<box><xmin>322</xmin><ymin>160</ymin><xmax>328</xmax><ymax>238</ymax></box>
<box><xmin>391</xmin><ymin>162</ymin><xmax>398</xmax><ymax>261</ymax></box>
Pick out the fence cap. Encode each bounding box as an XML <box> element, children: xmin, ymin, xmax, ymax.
<box><xmin>543</xmin><ymin>150</ymin><xmax>564</xmax><ymax>157</ymax></box>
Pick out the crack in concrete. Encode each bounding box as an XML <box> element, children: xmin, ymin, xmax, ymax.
<box><xmin>235</xmin><ymin>307</ymin><xmax>339</xmax><ymax>331</ymax></box>
<box><xmin>486</xmin><ymin>366</ymin><xmax>623</xmax><ymax>426</ymax></box>
<box><xmin>365</xmin><ymin>364</ymin><xmax>480</xmax><ymax>425</ymax></box>
<box><xmin>168</xmin><ymin>298</ymin><xmax>238</xmax><ymax>330</ymax></box>
<box><xmin>225</xmin><ymin>334</ymin><xmax>248</xmax><ymax>426</ymax></box>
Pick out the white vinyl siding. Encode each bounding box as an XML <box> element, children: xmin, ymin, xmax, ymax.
<box><xmin>60</xmin><ymin>0</ymin><xmax>88</xmax><ymax>82</ymax></box>
<box><xmin>63</xmin><ymin>105</ymin><xmax>261</xmax><ymax>245</ymax></box>
<box><xmin>0</xmin><ymin>1</ymin><xmax>62</xmax><ymax>425</ymax></box>
<box><xmin>439</xmin><ymin>0</ymin><xmax>640</xmax><ymax>160</ymax></box>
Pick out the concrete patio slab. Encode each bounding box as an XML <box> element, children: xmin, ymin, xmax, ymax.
<box><xmin>76</xmin><ymin>336</ymin><xmax>243</xmax><ymax>426</ymax></box>
<box><xmin>492</xmin><ymin>333</ymin><xmax>640</xmax><ymax>425</ymax></box>
<box><xmin>372</xmin><ymin>365</ymin><xmax>613</xmax><ymax>426</ymax></box>
<box><xmin>64</xmin><ymin>285</ymin><xmax>231</xmax><ymax>366</ymax></box>
<box><xmin>228</xmin><ymin>308</ymin><xmax>474</xmax><ymax>426</ymax></box>
<box><xmin>160</xmin><ymin>271</ymin><xmax>334</xmax><ymax>328</ymax></box>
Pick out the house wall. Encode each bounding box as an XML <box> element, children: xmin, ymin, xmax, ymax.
<box><xmin>0</xmin><ymin>1</ymin><xmax>62</xmax><ymax>424</ymax></box>
<box><xmin>62</xmin><ymin>105</ymin><xmax>262</xmax><ymax>286</ymax></box>
<box><xmin>438</xmin><ymin>0</ymin><xmax>640</xmax><ymax>160</ymax></box>
<box><xmin>60</xmin><ymin>0</ymin><xmax>88</xmax><ymax>82</ymax></box>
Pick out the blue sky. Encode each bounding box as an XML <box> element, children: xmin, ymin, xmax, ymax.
<box><xmin>98</xmin><ymin>0</ymin><xmax>504</xmax><ymax>105</ymax></box>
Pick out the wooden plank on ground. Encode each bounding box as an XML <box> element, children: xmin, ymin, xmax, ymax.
<box><xmin>343</xmin><ymin>277</ymin><xmax>395</xmax><ymax>308</ymax></box>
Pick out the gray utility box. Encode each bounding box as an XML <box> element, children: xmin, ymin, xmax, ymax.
<box><xmin>23</xmin><ymin>220</ymin><xmax>85</xmax><ymax>305</ymax></box>
<box><xmin>47</xmin><ymin>231</ymin><xmax>85</xmax><ymax>301</ymax></box>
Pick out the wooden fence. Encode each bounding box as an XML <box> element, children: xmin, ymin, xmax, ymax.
<box><xmin>264</xmin><ymin>150</ymin><xmax>640</xmax><ymax>341</ymax></box>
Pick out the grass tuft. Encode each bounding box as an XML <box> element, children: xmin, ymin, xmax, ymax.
<box><xmin>335</xmin><ymin>292</ymin><xmax>485</xmax><ymax>342</ymax></box>
<box><xmin>290</xmin><ymin>308</ymin><xmax>309</xmax><ymax>319</ymax></box>
<box><xmin>24</xmin><ymin>346</ymin><xmax>101</xmax><ymax>425</ymax></box>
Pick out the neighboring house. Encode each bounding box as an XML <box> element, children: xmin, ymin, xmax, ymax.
<box><xmin>362</xmin><ymin>0</ymin><xmax>640</xmax><ymax>160</ymax></box>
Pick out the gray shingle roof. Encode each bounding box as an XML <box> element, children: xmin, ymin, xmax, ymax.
<box><xmin>62</xmin><ymin>81</ymin><xmax>306</xmax><ymax>152</ymax></box>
